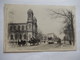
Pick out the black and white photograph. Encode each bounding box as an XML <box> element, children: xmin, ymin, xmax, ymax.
<box><xmin>4</xmin><ymin>4</ymin><xmax>76</xmax><ymax>52</ymax></box>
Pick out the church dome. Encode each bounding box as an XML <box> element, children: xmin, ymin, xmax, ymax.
<box><xmin>27</xmin><ymin>9</ymin><xmax>33</xmax><ymax>14</ymax></box>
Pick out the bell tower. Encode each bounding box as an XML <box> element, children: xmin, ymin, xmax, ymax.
<box><xmin>27</xmin><ymin>9</ymin><xmax>37</xmax><ymax>41</ymax></box>
<box><xmin>27</xmin><ymin>9</ymin><xmax>33</xmax><ymax>41</ymax></box>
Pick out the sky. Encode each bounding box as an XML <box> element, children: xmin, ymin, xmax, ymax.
<box><xmin>5</xmin><ymin>4</ymin><xmax>75</xmax><ymax>39</ymax></box>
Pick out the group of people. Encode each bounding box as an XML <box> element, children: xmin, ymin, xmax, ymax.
<box><xmin>17</xmin><ymin>37</ymin><xmax>40</xmax><ymax>46</ymax></box>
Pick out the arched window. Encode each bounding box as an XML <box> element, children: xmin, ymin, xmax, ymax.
<box><xmin>24</xmin><ymin>34</ymin><xmax>26</xmax><ymax>39</ymax></box>
<box><xmin>15</xmin><ymin>34</ymin><xmax>17</xmax><ymax>40</ymax></box>
<box><xmin>18</xmin><ymin>25</ymin><xmax>20</xmax><ymax>30</ymax></box>
<box><xmin>10</xmin><ymin>34</ymin><xmax>13</xmax><ymax>40</ymax></box>
<box><xmin>20</xmin><ymin>34</ymin><xmax>22</xmax><ymax>40</ymax></box>
<box><xmin>29</xmin><ymin>24</ymin><xmax>31</xmax><ymax>28</ymax></box>
<box><xmin>22</xmin><ymin>25</ymin><xmax>24</xmax><ymax>30</ymax></box>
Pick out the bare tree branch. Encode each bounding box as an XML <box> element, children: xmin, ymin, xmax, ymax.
<box><xmin>49</xmin><ymin>9</ymin><xmax>75</xmax><ymax>45</ymax></box>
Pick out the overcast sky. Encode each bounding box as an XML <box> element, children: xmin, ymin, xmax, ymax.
<box><xmin>5</xmin><ymin>4</ymin><xmax>75</xmax><ymax>39</ymax></box>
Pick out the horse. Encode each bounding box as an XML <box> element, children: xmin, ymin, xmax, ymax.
<box><xmin>18</xmin><ymin>40</ymin><xmax>26</xmax><ymax>46</ymax></box>
<box><xmin>28</xmin><ymin>38</ymin><xmax>40</xmax><ymax>46</ymax></box>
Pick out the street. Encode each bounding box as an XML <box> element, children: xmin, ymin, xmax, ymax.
<box><xmin>11</xmin><ymin>42</ymin><xmax>74</xmax><ymax>51</ymax></box>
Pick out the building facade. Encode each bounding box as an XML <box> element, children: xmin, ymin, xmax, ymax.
<box><xmin>8</xmin><ymin>9</ymin><xmax>37</xmax><ymax>44</ymax></box>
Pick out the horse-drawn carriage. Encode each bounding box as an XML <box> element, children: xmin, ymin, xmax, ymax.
<box><xmin>10</xmin><ymin>37</ymin><xmax>40</xmax><ymax>46</ymax></box>
<box><xmin>28</xmin><ymin>37</ymin><xmax>40</xmax><ymax>46</ymax></box>
<box><xmin>48</xmin><ymin>37</ymin><xmax>61</xmax><ymax>44</ymax></box>
<box><xmin>18</xmin><ymin>39</ymin><xmax>26</xmax><ymax>46</ymax></box>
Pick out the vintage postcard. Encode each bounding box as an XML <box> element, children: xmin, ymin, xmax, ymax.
<box><xmin>4</xmin><ymin>4</ymin><xmax>76</xmax><ymax>52</ymax></box>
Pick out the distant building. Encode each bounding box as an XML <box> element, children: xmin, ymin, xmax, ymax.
<box><xmin>47</xmin><ymin>33</ymin><xmax>60</xmax><ymax>44</ymax></box>
<box><xmin>8</xmin><ymin>9</ymin><xmax>37</xmax><ymax>43</ymax></box>
<box><xmin>47</xmin><ymin>33</ymin><xmax>56</xmax><ymax>39</ymax></box>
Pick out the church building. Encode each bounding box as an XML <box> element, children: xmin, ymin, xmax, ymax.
<box><xmin>8</xmin><ymin>9</ymin><xmax>37</xmax><ymax>44</ymax></box>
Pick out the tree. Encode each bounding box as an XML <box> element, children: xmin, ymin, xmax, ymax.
<box><xmin>49</xmin><ymin>9</ymin><xmax>75</xmax><ymax>45</ymax></box>
<box><xmin>37</xmin><ymin>29</ymin><xmax>43</xmax><ymax>41</ymax></box>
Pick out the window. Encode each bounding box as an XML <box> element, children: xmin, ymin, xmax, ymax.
<box><xmin>22</xmin><ymin>25</ymin><xmax>24</xmax><ymax>30</ymax></box>
<box><xmin>10</xmin><ymin>34</ymin><xmax>13</xmax><ymax>40</ymax></box>
<box><xmin>20</xmin><ymin>34</ymin><xmax>22</xmax><ymax>39</ymax></box>
<box><xmin>15</xmin><ymin>34</ymin><xmax>17</xmax><ymax>40</ymax></box>
<box><xmin>29</xmin><ymin>24</ymin><xmax>31</xmax><ymax>28</ymax></box>
<box><xmin>18</xmin><ymin>25</ymin><xmax>20</xmax><ymax>30</ymax></box>
<box><xmin>24</xmin><ymin>34</ymin><xmax>26</xmax><ymax>39</ymax></box>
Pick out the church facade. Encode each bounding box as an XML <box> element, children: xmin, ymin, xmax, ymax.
<box><xmin>8</xmin><ymin>9</ymin><xmax>37</xmax><ymax>43</ymax></box>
